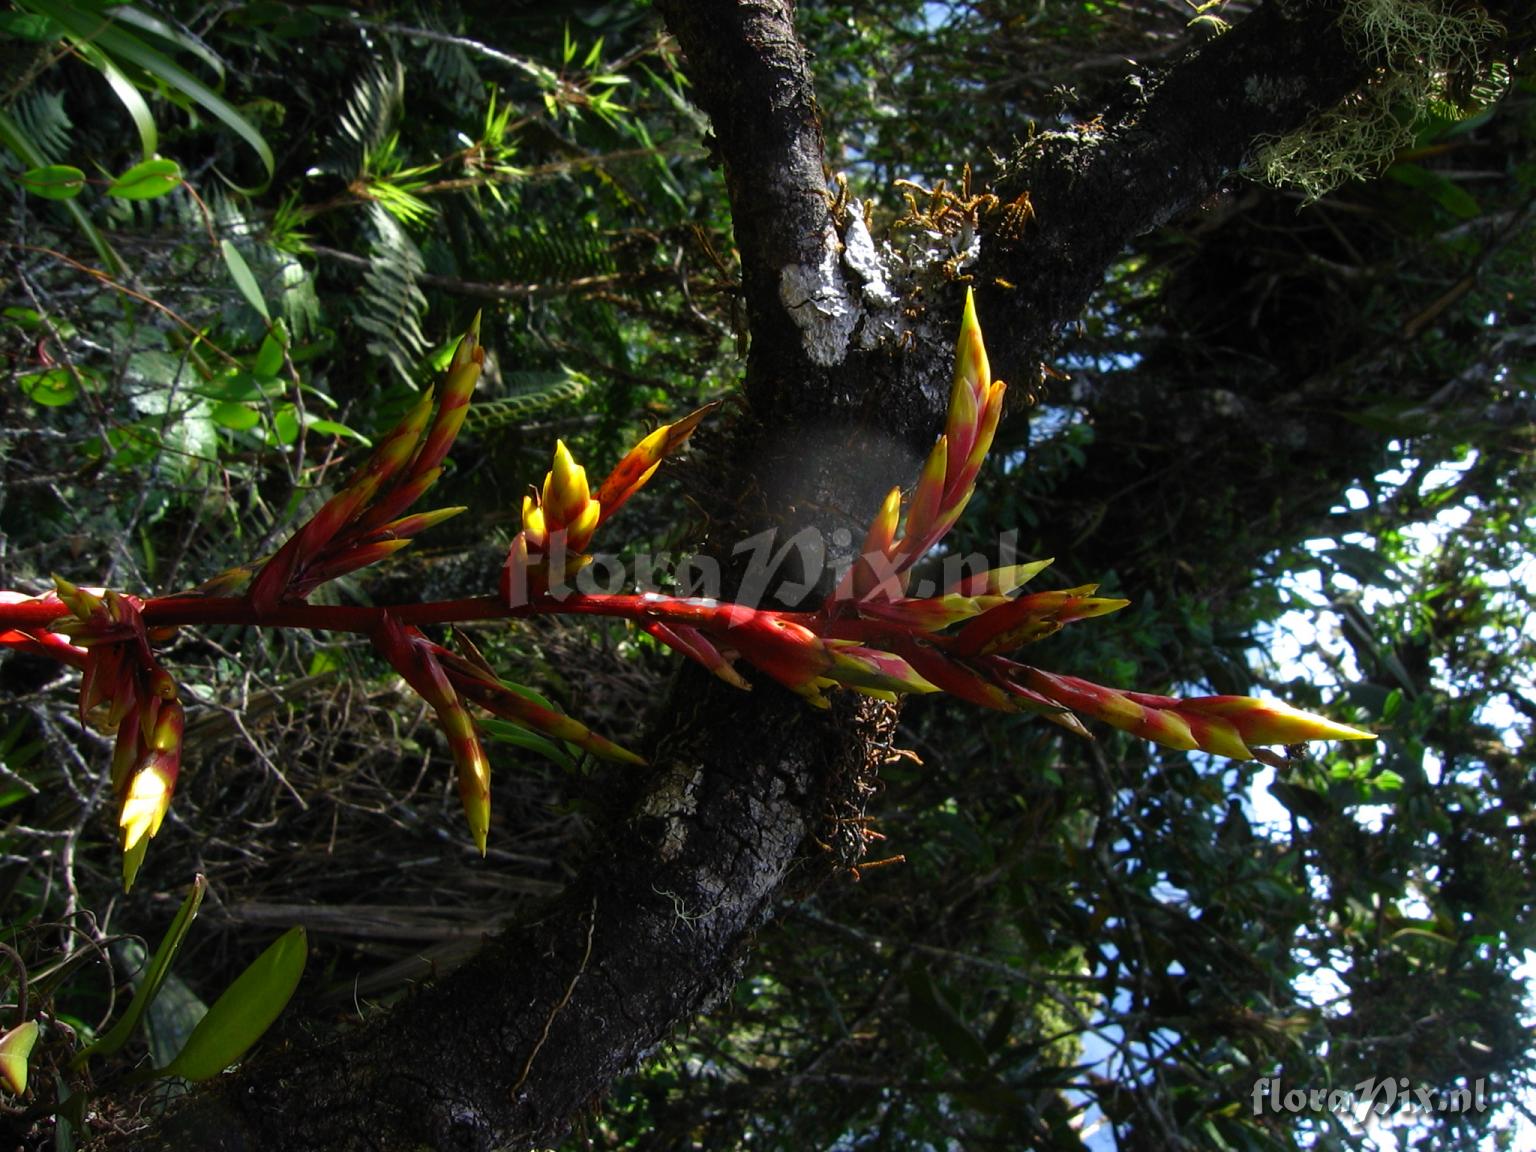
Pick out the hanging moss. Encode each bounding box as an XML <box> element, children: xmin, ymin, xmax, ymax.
<box><xmin>1255</xmin><ymin>0</ymin><xmax>1506</xmax><ymax>200</ymax></box>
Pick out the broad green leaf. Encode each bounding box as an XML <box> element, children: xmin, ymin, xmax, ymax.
<box><xmin>210</xmin><ymin>401</ymin><xmax>261</xmax><ymax>431</ymax></box>
<box><xmin>160</xmin><ymin>926</ymin><xmax>306</xmax><ymax>1081</ymax></box>
<box><xmin>307</xmin><ymin>648</ymin><xmax>346</xmax><ymax>677</ymax></box>
<box><xmin>20</xmin><ymin>367</ymin><xmax>79</xmax><ymax>406</ymax></box>
<box><xmin>269</xmin><ymin>404</ymin><xmax>300</xmax><ymax>446</ymax></box>
<box><xmin>107</xmin><ymin>158</ymin><xmax>182</xmax><ymax>200</ymax></box>
<box><xmin>221</xmin><ymin>240</ymin><xmax>271</xmax><ymax>321</ymax></box>
<box><xmin>0</xmin><ymin>11</ymin><xmax>54</xmax><ymax>38</ymax></box>
<box><xmin>253</xmin><ymin>321</ymin><xmax>287</xmax><ymax>377</ymax></box>
<box><xmin>0</xmin><ymin>1021</ymin><xmax>39</xmax><ymax>1095</ymax></box>
<box><xmin>19</xmin><ymin>164</ymin><xmax>85</xmax><ymax>200</ymax></box>
<box><xmin>74</xmin><ymin>875</ymin><xmax>206</xmax><ymax>1066</ymax></box>
<box><xmin>140</xmin><ymin>960</ymin><xmax>208</xmax><ymax>1072</ymax></box>
<box><xmin>193</xmin><ymin>372</ymin><xmax>264</xmax><ymax>404</ymax></box>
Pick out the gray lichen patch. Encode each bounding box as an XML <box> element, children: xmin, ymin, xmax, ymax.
<box><xmin>841</xmin><ymin>200</ymin><xmax>898</xmax><ymax>308</ymax></box>
<box><xmin>1243</xmin><ymin>72</ymin><xmax>1311</xmax><ymax>109</ymax></box>
<box><xmin>639</xmin><ymin>762</ymin><xmax>705</xmax><ymax>862</ymax></box>
<box><xmin>779</xmin><ymin>218</ymin><xmax>858</xmax><ymax>366</ymax></box>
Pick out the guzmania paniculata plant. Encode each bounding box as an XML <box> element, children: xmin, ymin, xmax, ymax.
<box><xmin>0</xmin><ymin>290</ymin><xmax>1374</xmax><ymax>893</ymax></box>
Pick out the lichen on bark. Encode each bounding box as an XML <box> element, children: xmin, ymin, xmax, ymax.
<box><xmin>1254</xmin><ymin>0</ymin><xmax>1507</xmax><ymax>200</ymax></box>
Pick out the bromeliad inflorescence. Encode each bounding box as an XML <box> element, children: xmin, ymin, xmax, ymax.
<box><xmin>0</xmin><ymin>293</ymin><xmax>1373</xmax><ymax>889</ymax></box>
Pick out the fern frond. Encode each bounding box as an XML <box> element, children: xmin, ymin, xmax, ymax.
<box><xmin>354</xmin><ymin>204</ymin><xmax>429</xmax><ymax>385</ymax></box>
<box><xmin>460</xmin><ymin>371</ymin><xmax>590</xmax><ymax>436</ymax></box>
<box><xmin>500</xmin><ymin>219</ymin><xmax>615</xmax><ymax>286</ymax></box>
<box><xmin>213</xmin><ymin>190</ymin><xmax>322</xmax><ymax>340</ymax></box>
<box><xmin>414</xmin><ymin>7</ymin><xmax>482</xmax><ymax>104</ymax></box>
<box><xmin>323</xmin><ymin>59</ymin><xmax>405</xmax><ymax>179</ymax></box>
<box><xmin>13</xmin><ymin>90</ymin><xmax>74</xmax><ymax>164</ymax></box>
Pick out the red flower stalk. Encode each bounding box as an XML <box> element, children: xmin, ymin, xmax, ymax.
<box><xmin>249</xmin><ymin>318</ymin><xmax>484</xmax><ymax>613</ymax></box>
<box><xmin>0</xmin><ymin>299</ymin><xmax>1379</xmax><ymax>882</ymax></box>
<box><xmin>373</xmin><ymin>614</ymin><xmax>493</xmax><ymax>855</ymax></box>
<box><xmin>835</xmin><ymin>288</ymin><xmax>1006</xmax><ymax>605</ymax></box>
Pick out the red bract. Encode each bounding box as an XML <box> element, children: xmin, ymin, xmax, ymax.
<box><xmin>248</xmin><ymin>316</ymin><xmax>483</xmax><ymax>613</ymax></box>
<box><xmin>500</xmin><ymin>402</ymin><xmax>716</xmax><ymax>605</ymax></box>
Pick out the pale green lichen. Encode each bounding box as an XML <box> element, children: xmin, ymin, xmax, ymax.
<box><xmin>1254</xmin><ymin>0</ymin><xmax>1506</xmax><ymax>202</ymax></box>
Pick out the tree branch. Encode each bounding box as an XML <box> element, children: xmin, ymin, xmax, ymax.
<box><xmin>653</xmin><ymin>0</ymin><xmax>842</xmax><ymax>399</ymax></box>
<box><xmin>975</xmin><ymin>0</ymin><xmax>1371</xmax><ymax>384</ymax></box>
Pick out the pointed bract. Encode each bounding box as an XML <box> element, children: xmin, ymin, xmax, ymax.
<box><xmin>594</xmin><ymin>402</ymin><xmax>718</xmax><ymax>524</ymax></box>
<box><xmin>855</xmin><ymin>594</ymin><xmax>1004</xmax><ymax>632</ymax></box>
<box><xmin>903</xmin><ymin>436</ymin><xmax>949</xmax><ymax>552</ymax></box>
<box><xmin>119</xmin><ymin>700</ymin><xmax>183</xmax><ymax>856</ymax></box>
<box><xmin>825</xmin><ymin>641</ymin><xmax>941</xmax><ymax>697</ymax></box>
<box><xmin>542</xmin><ymin>441</ymin><xmax>592</xmax><ymax>527</ymax></box>
<box><xmin>1178</xmin><ymin>696</ymin><xmax>1375</xmax><ymax>747</ymax></box>
<box><xmin>953</xmin><ymin>587</ymin><xmax>1131</xmax><ymax>655</ymax></box>
<box><xmin>1014</xmin><ymin>668</ymin><xmax>1371</xmax><ymax>761</ymax></box>
<box><xmin>409</xmin><ymin>317</ymin><xmax>483</xmax><ymax>480</ymax></box>
<box><xmin>0</xmin><ymin>1020</ymin><xmax>39</xmax><ymax>1096</ymax></box>
<box><xmin>645</xmin><ymin>622</ymin><xmax>752</xmax><ymax>690</ymax></box>
<box><xmin>945</xmin><ymin>559</ymin><xmax>1054</xmax><ymax>597</ymax></box>
<box><xmin>845</xmin><ymin>486</ymin><xmax>904</xmax><ymax>602</ymax></box>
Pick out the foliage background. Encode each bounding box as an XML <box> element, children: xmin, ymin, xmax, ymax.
<box><xmin>1</xmin><ymin>1</ymin><xmax>1533</xmax><ymax>1148</ymax></box>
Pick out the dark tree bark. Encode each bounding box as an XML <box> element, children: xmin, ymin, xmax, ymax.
<box><xmin>100</xmin><ymin>2</ymin><xmax>1394</xmax><ymax>1148</ymax></box>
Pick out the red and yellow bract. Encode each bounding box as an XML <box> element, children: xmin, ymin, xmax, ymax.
<box><xmin>0</xmin><ymin>291</ymin><xmax>1374</xmax><ymax>880</ymax></box>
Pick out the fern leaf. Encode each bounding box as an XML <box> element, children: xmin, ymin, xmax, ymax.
<box><xmin>461</xmin><ymin>371</ymin><xmax>590</xmax><ymax>436</ymax></box>
<box><xmin>354</xmin><ymin>204</ymin><xmax>429</xmax><ymax>385</ymax></box>
<box><xmin>322</xmin><ymin>59</ymin><xmax>405</xmax><ymax>179</ymax></box>
<box><xmin>13</xmin><ymin>90</ymin><xmax>73</xmax><ymax>164</ymax></box>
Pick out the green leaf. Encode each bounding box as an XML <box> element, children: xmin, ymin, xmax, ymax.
<box><xmin>904</xmin><ymin>966</ymin><xmax>989</xmax><ymax>1073</ymax></box>
<box><xmin>221</xmin><ymin>240</ymin><xmax>271</xmax><ymax>321</ymax></box>
<box><xmin>307</xmin><ymin>648</ymin><xmax>346</xmax><ymax>677</ymax></box>
<box><xmin>74</xmin><ymin>876</ymin><xmax>207</xmax><ymax>1066</ymax></box>
<box><xmin>0</xmin><ymin>11</ymin><xmax>55</xmax><ymax>39</ymax></box>
<box><xmin>20</xmin><ymin>164</ymin><xmax>86</xmax><ymax>199</ymax></box>
<box><xmin>110</xmin><ymin>5</ymin><xmax>226</xmax><ymax>78</ymax></box>
<box><xmin>107</xmin><ymin>157</ymin><xmax>182</xmax><ymax>200</ymax></box>
<box><xmin>253</xmin><ymin>320</ymin><xmax>287</xmax><ymax>377</ymax></box>
<box><xmin>19</xmin><ymin>367</ymin><xmax>79</xmax><ymax>406</ymax></box>
<box><xmin>160</xmin><ymin>926</ymin><xmax>306</xmax><ymax>1081</ymax></box>
<box><xmin>210</xmin><ymin>401</ymin><xmax>261</xmax><ymax>430</ymax></box>
<box><xmin>194</xmin><ymin>372</ymin><xmax>264</xmax><ymax>404</ymax></box>
<box><xmin>480</xmin><ymin>717</ymin><xmax>576</xmax><ymax>769</ymax></box>
<box><xmin>53</xmin><ymin>1074</ymin><xmax>77</xmax><ymax>1151</ymax></box>
<box><xmin>75</xmin><ymin>41</ymin><xmax>157</xmax><ymax>160</ymax></box>
<box><xmin>0</xmin><ymin>108</ymin><xmax>121</xmax><ymax>273</ymax></box>
<box><xmin>2</xmin><ymin>307</ymin><xmax>43</xmax><ymax>328</ymax></box>
<box><xmin>305</xmin><ymin>417</ymin><xmax>369</xmax><ymax>443</ymax></box>
<box><xmin>269</xmin><ymin>404</ymin><xmax>301</xmax><ymax>446</ymax></box>
<box><xmin>1388</xmin><ymin>164</ymin><xmax>1481</xmax><ymax>220</ymax></box>
<box><xmin>22</xmin><ymin>0</ymin><xmax>275</xmax><ymax>188</ymax></box>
